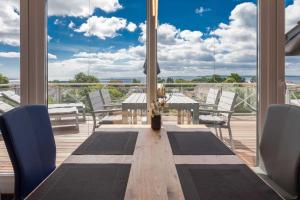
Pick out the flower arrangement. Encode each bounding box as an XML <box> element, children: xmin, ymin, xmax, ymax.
<box><xmin>150</xmin><ymin>84</ymin><xmax>172</xmax><ymax>130</ymax></box>
<box><xmin>151</xmin><ymin>84</ymin><xmax>171</xmax><ymax>116</ymax></box>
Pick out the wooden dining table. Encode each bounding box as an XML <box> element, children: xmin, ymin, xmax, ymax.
<box><xmin>122</xmin><ymin>93</ymin><xmax>200</xmax><ymax>124</ymax></box>
<box><xmin>25</xmin><ymin>125</ymin><xmax>282</xmax><ymax>200</ymax></box>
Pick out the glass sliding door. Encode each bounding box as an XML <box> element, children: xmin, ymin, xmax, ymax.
<box><xmin>285</xmin><ymin>0</ymin><xmax>300</xmax><ymax>105</ymax></box>
<box><xmin>47</xmin><ymin>0</ymin><xmax>146</xmax><ymax>167</ymax></box>
<box><xmin>0</xmin><ymin>0</ymin><xmax>20</xmax><ymax>174</ymax></box>
<box><xmin>157</xmin><ymin>0</ymin><xmax>258</xmax><ymax>166</ymax></box>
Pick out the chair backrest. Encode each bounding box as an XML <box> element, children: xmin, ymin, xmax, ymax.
<box><xmin>100</xmin><ymin>89</ymin><xmax>112</xmax><ymax>105</ymax></box>
<box><xmin>0</xmin><ymin>105</ymin><xmax>56</xmax><ymax>199</ymax></box>
<box><xmin>217</xmin><ymin>91</ymin><xmax>237</xmax><ymax>117</ymax></box>
<box><xmin>88</xmin><ymin>90</ymin><xmax>105</xmax><ymax>111</ymax></box>
<box><xmin>0</xmin><ymin>101</ymin><xmax>14</xmax><ymax>113</ymax></box>
<box><xmin>260</xmin><ymin>104</ymin><xmax>300</xmax><ymax>197</ymax></box>
<box><xmin>2</xmin><ymin>91</ymin><xmax>21</xmax><ymax>105</ymax></box>
<box><xmin>205</xmin><ymin>88</ymin><xmax>219</xmax><ymax>105</ymax></box>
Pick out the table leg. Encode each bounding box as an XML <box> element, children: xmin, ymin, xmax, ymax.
<box><xmin>192</xmin><ymin>104</ymin><xmax>199</xmax><ymax>124</ymax></box>
<box><xmin>181</xmin><ymin>110</ymin><xmax>185</xmax><ymax>124</ymax></box>
<box><xmin>133</xmin><ymin>109</ymin><xmax>137</xmax><ymax>124</ymax></box>
<box><xmin>82</xmin><ymin>109</ymin><xmax>86</xmax><ymax>121</ymax></box>
<box><xmin>177</xmin><ymin>109</ymin><xmax>181</xmax><ymax>124</ymax></box>
<box><xmin>122</xmin><ymin>108</ymin><xmax>128</xmax><ymax>124</ymax></box>
<box><xmin>187</xmin><ymin>110</ymin><xmax>191</xmax><ymax>124</ymax></box>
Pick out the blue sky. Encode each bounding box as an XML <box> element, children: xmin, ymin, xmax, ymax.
<box><xmin>1</xmin><ymin>0</ymin><xmax>300</xmax><ymax>81</ymax></box>
<box><xmin>48</xmin><ymin>0</ymin><xmax>256</xmax><ymax>58</ymax></box>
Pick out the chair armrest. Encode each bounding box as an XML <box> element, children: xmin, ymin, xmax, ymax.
<box><xmin>93</xmin><ymin>108</ymin><xmax>122</xmax><ymax>114</ymax></box>
<box><xmin>103</xmin><ymin>104</ymin><xmax>122</xmax><ymax>108</ymax></box>
<box><xmin>199</xmin><ymin>104</ymin><xmax>217</xmax><ymax>108</ymax></box>
<box><xmin>92</xmin><ymin>110</ymin><xmax>109</xmax><ymax>114</ymax></box>
<box><xmin>199</xmin><ymin>109</ymin><xmax>234</xmax><ymax>114</ymax></box>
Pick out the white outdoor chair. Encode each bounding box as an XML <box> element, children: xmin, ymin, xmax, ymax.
<box><xmin>196</xmin><ymin>88</ymin><xmax>220</xmax><ymax>116</ymax></box>
<box><xmin>0</xmin><ymin>100</ymin><xmax>14</xmax><ymax>114</ymax></box>
<box><xmin>199</xmin><ymin>91</ymin><xmax>238</xmax><ymax>150</ymax></box>
<box><xmin>2</xmin><ymin>91</ymin><xmax>86</xmax><ymax>120</ymax></box>
<box><xmin>88</xmin><ymin>90</ymin><xmax>122</xmax><ymax>132</ymax></box>
<box><xmin>100</xmin><ymin>89</ymin><xmax>122</xmax><ymax>108</ymax></box>
<box><xmin>1</xmin><ymin>91</ymin><xmax>79</xmax><ymax>129</ymax></box>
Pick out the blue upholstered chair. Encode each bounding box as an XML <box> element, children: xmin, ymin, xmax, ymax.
<box><xmin>0</xmin><ymin>105</ymin><xmax>56</xmax><ymax>200</ymax></box>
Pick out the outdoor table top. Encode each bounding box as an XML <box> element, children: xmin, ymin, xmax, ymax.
<box><xmin>122</xmin><ymin>93</ymin><xmax>198</xmax><ymax>105</ymax></box>
<box><xmin>25</xmin><ymin>125</ymin><xmax>282</xmax><ymax>200</ymax></box>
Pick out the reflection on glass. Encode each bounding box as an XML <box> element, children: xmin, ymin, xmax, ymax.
<box><xmin>285</xmin><ymin>0</ymin><xmax>300</xmax><ymax>105</ymax></box>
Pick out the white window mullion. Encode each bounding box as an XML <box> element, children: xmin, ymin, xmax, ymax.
<box><xmin>257</xmin><ymin>0</ymin><xmax>285</xmax><ymax>166</ymax></box>
<box><xmin>20</xmin><ymin>0</ymin><xmax>48</xmax><ymax>105</ymax></box>
<box><xmin>146</xmin><ymin>0</ymin><xmax>158</xmax><ymax>123</ymax></box>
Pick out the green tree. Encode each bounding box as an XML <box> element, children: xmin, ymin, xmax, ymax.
<box><xmin>250</xmin><ymin>76</ymin><xmax>256</xmax><ymax>83</ymax></box>
<box><xmin>70</xmin><ymin>72</ymin><xmax>99</xmax><ymax>83</ymax></box>
<box><xmin>166</xmin><ymin>77</ymin><xmax>174</xmax><ymax>83</ymax></box>
<box><xmin>108</xmin><ymin>86</ymin><xmax>124</xmax><ymax>100</ymax></box>
<box><xmin>175</xmin><ymin>79</ymin><xmax>190</xmax><ymax>83</ymax></box>
<box><xmin>224</xmin><ymin>73</ymin><xmax>245</xmax><ymax>83</ymax></box>
<box><xmin>191</xmin><ymin>76</ymin><xmax>210</xmax><ymax>83</ymax></box>
<box><xmin>157</xmin><ymin>77</ymin><xmax>165</xmax><ymax>83</ymax></box>
<box><xmin>208</xmin><ymin>74</ymin><xmax>225</xmax><ymax>83</ymax></box>
<box><xmin>64</xmin><ymin>73</ymin><xmax>102</xmax><ymax>112</ymax></box>
<box><xmin>132</xmin><ymin>78</ymin><xmax>141</xmax><ymax>83</ymax></box>
<box><xmin>49</xmin><ymin>80</ymin><xmax>61</xmax><ymax>83</ymax></box>
<box><xmin>0</xmin><ymin>74</ymin><xmax>9</xmax><ymax>84</ymax></box>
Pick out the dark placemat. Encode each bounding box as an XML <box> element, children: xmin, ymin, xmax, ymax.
<box><xmin>73</xmin><ymin>131</ymin><xmax>138</xmax><ymax>155</ymax></box>
<box><xmin>176</xmin><ymin>164</ymin><xmax>282</xmax><ymax>200</ymax></box>
<box><xmin>27</xmin><ymin>164</ymin><xmax>131</xmax><ymax>200</ymax></box>
<box><xmin>167</xmin><ymin>131</ymin><xmax>234</xmax><ymax>155</ymax></box>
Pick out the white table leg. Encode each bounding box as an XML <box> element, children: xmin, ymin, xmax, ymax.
<box><xmin>177</xmin><ymin>109</ymin><xmax>181</xmax><ymax>124</ymax></box>
<box><xmin>122</xmin><ymin>109</ymin><xmax>128</xmax><ymax>124</ymax></box>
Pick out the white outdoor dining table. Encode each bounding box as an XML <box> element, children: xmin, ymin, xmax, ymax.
<box><xmin>122</xmin><ymin>93</ymin><xmax>200</xmax><ymax>124</ymax></box>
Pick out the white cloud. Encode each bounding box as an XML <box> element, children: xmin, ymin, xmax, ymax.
<box><xmin>2</xmin><ymin>1</ymin><xmax>300</xmax><ymax>78</ymax></box>
<box><xmin>126</xmin><ymin>22</ymin><xmax>137</xmax><ymax>32</ymax></box>
<box><xmin>75</xmin><ymin>16</ymin><xmax>133</xmax><ymax>40</ymax></box>
<box><xmin>48</xmin><ymin>35</ymin><xmax>52</xmax><ymax>42</ymax></box>
<box><xmin>49</xmin><ymin>2</ymin><xmax>259</xmax><ymax>79</ymax></box>
<box><xmin>285</xmin><ymin>0</ymin><xmax>300</xmax><ymax>32</ymax></box>
<box><xmin>49</xmin><ymin>45</ymin><xmax>145</xmax><ymax>80</ymax></box>
<box><xmin>157</xmin><ymin>24</ymin><xmax>179</xmax><ymax>45</ymax></box>
<box><xmin>211</xmin><ymin>2</ymin><xmax>257</xmax><ymax>65</ymax></box>
<box><xmin>134</xmin><ymin>3</ymin><xmax>258</xmax><ymax>76</ymax></box>
<box><xmin>68</xmin><ymin>21</ymin><xmax>76</xmax><ymax>29</ymax></box>
<box><xmin>195</xmin><ymin>7</ymin><xmax>211</xmax><ymax>16</ymax></box>
<box><xmin>179</xmin><ymin>30</ymin><xmax>203</xmax><ymax>42</ymax></box>
<box><xmin>138</xmin><ymin>23</ymin><xmax>146</xmax><ymax>43</ymax></box>
<box><xmin>48</xmin><ymin>0</ymin><xmax>122</xmax><ymax>17</ymax></box>
<box><xmin>54</xmin><ymin>19</ymin><xmax>60</xmax><ymax>25</ymax></box>
<box><xmin>0</xmin><ymin>51</ymin><xmax>57</xmax><ymax>60</ymax></box>
<box><xmin>0</xmin><ymin>52</ymin><xmax>20</xmax><ymax>58</ymax></box>
<box><xmin>48</xmin><ymin>53</ymin><xmax>57</xmax><ymax>59</ymax></box>
<box><xmin>0</xmin><ymin>0</ymin><xmax>20</xmax><ymax>46</ymax></box>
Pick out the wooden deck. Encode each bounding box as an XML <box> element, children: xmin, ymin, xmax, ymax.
<box><xmin>0</xmin><ymin>115</ymin><xmax>256</xmax><ymax>173</ymax></box>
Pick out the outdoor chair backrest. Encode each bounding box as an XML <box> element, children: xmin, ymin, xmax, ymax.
<box><xmin>88</xmin><ymin>90</ymin><xmax>105</xmax><ymax>112</ymax></box>
<box><xmin>217</xmin><ymin>91</ymin><xmax>237</xmax><ymax>117</ymax></box>
<box><xmin>260</xmin><ymin>104</ymin><xmax>300</xmax><ymax>197</ymax></box>
<box><xmin>100</xmin><ymin>89</ymin><xmax>112</xmax><ymax>105</ymax></box>
<box><xmin>0</xmin><ymin>101</ymin><xmax>14</xmax><ymax>113</ymax></box>
<box><xmin>206</xmin><ymin>88</ymin><xmax>220</xmax><ymax>105</ymax></box>
<box><xmin>2</xmin><ymin>91</ymin><xmax>21</xmax><ymax>105</ymax></box>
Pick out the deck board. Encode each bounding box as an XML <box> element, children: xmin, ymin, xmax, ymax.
<box><xmin>0</xmin><ymin>115</ymin><xmax>256</xmax><ymax>173</ymax></box>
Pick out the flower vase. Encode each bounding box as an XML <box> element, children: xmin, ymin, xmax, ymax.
<box><xmin>151</xmin><ymin>114</ymin><xmax>161</xmax><ymax>131</ymax></box>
